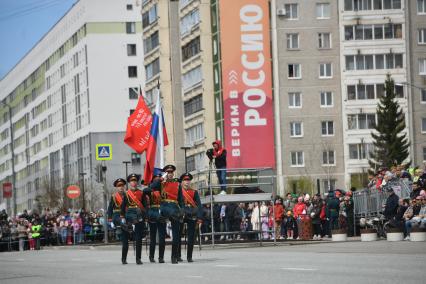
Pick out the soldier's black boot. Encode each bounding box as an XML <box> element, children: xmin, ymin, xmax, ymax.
<box><xmin>171</xmin><ymin>245</ymin><xmax>178</xmax><ymax>264</ymax></box>
<box><xmin>136</xmin><ymin>259</ymin><xmax>143</xmax><ymax>265</ymax></box>
<box><xmin>187</xmin><ymin>245</ymin><xmax>193</xmax><ymax>263</ymax></box>
<box><xmin>149</xmin><ymin>257</ymin><xmax>156</xmax><ymax>263</ymax></box>
<box><xmin>158</xmin><ymin>244</ymin><xmax>165</xmax><ymax>263</ymax></box>
<box><xmin>122</xmin><ymin>258</ymin><xmax>128</xmax><ymax>265</ymax></box>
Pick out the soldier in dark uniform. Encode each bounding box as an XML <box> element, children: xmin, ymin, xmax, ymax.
<box><xmin>107</xmin><ymin>178</ymin><xmax>126</xmax><ymax>242</ymax></box>
<box><xmin>177</xmin><ymin>173</ymin><xmax>203</xmax><ymax>262</ymax></box>
<box><xmin>120</xmin><ymin>174</ymin><xmax>147</xmax><ymax>265</ymax></box>
<box><xmin>144</xmin><ymin>173</ymin><xmax>167</xmax><ymax>263</ymax></box>
<box><xmin>153</xmin><ymin>164</ymin><xmax>184</xmax><ymax>264</ymax></box>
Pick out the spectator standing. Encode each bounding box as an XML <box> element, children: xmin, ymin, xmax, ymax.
<box><xmin>212</xmin><ymin>140</ymin><xmax>227</xmax><ymax>195</ymax></box>
<box><xmin>310</xmin><ymin>195</ymin><xmax>322</xmax><ymax>240</ymax></box>
<box><xmin>326</xmin><ymin>191</ymin><xmax>340</xmax><ymax>234</ymax></box>
<box><xmin>286</xmin><ymin>211</ymin><xmax>296</xmax><ymax>239</ymax></box>
<box><xmin>260</xmin><ymin>202</ymin><xmax>269</xmax><ymax>240</ymax></box>
<box><xmin>274</xmin><ymin>199</ymin><xmax>285</xmax><ymax>239</ymax></box>
<box><xmin>17</xmin><ymin>220</ymin><xmax>27</xmax><ymax>251</ymax></box>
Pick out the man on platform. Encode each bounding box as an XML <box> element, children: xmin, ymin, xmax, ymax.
<box><xmin>144</xmin><ymin>173</ymin><xmax>167</xmax><ymax>263</ymax></box>
<box><xmin>177</xmin><ymin>173</ymin><xmax>203</xmax><ymax>262</ymax></box>
<box><xmin>120</xmin><ymin>174</ymin><xmax>147</xmax><ymax>265</ymax></box>
<box><xmin>107</xmin><ymin>178</ymin><xmax>126</xmax><ymax>242</ymax></box>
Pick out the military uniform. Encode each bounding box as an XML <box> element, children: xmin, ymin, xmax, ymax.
<box><xmin>153</xmin><ymin>165</ymin><xmax>184</xmax><ymax>264</ymax></box>
<box><xmin>177</xmin><ymin>173</ymin><xmax>203</xmax><ymax>263</ymax></box>
<box><xmin>145</xmin><ymin>174</ymin><xmax>167</xmax><ymax>263</ymax></box>
<box><xmin>107</xmin><ymin>178</ymin><xmax>126</xmax><ymax>244</ymax></box>
<box><xmin>120</xmin><ymin>174</ymin><xmax>147</xmax><ymax>265</ymax></box>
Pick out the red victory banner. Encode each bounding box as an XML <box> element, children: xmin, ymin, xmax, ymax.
<box><xmin>124</xmin><ymin>95</ymin><xmax>153</xmax><ymax>154</ymax></box>
<box><xmin>219</xmin><ymin>0</ymin><xmax>276</xmax><ymax>169</ymax></box>
<box><xmin>3</xmin><ymin>182</ymin><xmax>12</xmax><ymax>198</ymax></box>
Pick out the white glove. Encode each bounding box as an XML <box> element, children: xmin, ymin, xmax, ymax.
<box><xmin>110</xmin><ymin>222</ymin><xmax>115</xmax><ymax>229</ymax></box>
<box><xmin>121</xmin><ymin>218</ymin><xmax>126</xmax><ymax>224</ymax></box>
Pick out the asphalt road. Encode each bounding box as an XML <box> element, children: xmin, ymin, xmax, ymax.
<box><xmin>0</xmin><ymin>241</ymin><xmax>425</xmax><ymax>284</ymax></box>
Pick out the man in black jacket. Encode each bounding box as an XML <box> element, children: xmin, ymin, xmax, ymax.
<box><xmin>384</xmin><ymin>188</ymin><xmax>399</xmax><ymax>220</ymax></box>
<box><xmin>212</xmin><ymin>140</ymin><xmax>227</xmax><ymax>194</ymax></box>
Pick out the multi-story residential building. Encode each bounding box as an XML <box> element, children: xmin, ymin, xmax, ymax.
<box><xmin>276</xmin><ymin>0</ymin><xmax>345</xmax><ymax>193</ymax></box>
<box><xmin>0</xmin><ymin>0</ymin><xmax>145</xmax><ymax>214</ymax></box>
<box><xmin>408</xmin><ymin>0</ymin><xmax>426</xmax><ymax>166</ymax></box>
<box><xmin>339</xmin><ymin>0</ymin><xmax>409</xmax><ymax>186</ymax></box>
<box><xmin>141</xmin><ymin>0</ymin><xmax>216</xmax><ymax>188</ymax></box>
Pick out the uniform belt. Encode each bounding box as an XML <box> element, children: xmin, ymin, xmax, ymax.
<box><xmin>185</xmin><ymin>204</ymin><xmax>194</xmax><ymax>208</ymax></box>
<box><xmin>150</xmin><ymin>205</ymin><xmax>160</xmax><ymax>208</ymax></box>
<box><xmin>128</xmin><ymin>205</ymin><xmax>139</xmax><ymax>208</ymax></box>
<box><xmin>113</xmin><ymin>209</ymin><xmax>121</xmax><ymax>212</ymax></box>
<box><xmin>163</xmin><ymin>199</ymin><xmax>178</xmax><ymax>204</ymax></box>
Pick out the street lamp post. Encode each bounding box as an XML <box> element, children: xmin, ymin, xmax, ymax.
<box><xmin>122</xmin><ymin>161</ymin><xmax>131</xmax><ymax>189</ymax></box>
<box><xmin>1</xmin><ymin>101</ymin><xmax>16</xmax><ymax>216</ymax></box>
<box><xmin>180</xmin><ymin>146</ymin><xmax>191</xmax><ymax>173</ymax></box>
<box><xmin>79</xmin><ymin>172</ymin><xmax>87</xmax><ymax>211</ymax></box>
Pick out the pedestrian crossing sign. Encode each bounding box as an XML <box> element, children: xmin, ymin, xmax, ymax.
<box><xmin>96</xmin><ymin>144</ymin><xmax>112</xmax><ymax>161</ymax></box>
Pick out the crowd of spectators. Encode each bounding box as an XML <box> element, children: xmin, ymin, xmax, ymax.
<box><xmin>0</xmin><ymin>208</ymin><xmax>107</xmax><ymax>252</ymax></box>
<box><xmin>367</xmin><ymin>165</ymin><xmax>426</xmax><ymax>240</ymax></box>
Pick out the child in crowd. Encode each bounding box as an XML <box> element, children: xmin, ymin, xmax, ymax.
<box><xmin>286</xmin><ymin>211</ymin><xmax>296</xmax><ymax>239</ymax></box>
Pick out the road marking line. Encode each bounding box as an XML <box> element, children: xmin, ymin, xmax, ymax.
<box><xmin>186</xmin><ymin>276</ymin><xmax>203</xmax><ymax>279</ymax></box>
<box><xmin>215</xmin><ymin>264</ymin><xmax>239</xmax><ymax>268</ymax></box>
<box><xmin>281</xmin><ymin>268</ymin><xmax>318</xmax><ymax>271</ymax></box>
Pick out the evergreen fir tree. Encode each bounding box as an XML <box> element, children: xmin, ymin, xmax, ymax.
<box><xmin>369</xmin><ymin>74</ymin><xmax>410</xmax><ymax>170</ymax></box>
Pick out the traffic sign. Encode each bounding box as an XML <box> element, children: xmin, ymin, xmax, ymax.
<box><xmin>66</xmin><ymin>185</ymin><xmax>81</xmax><ymax>199</ymax></box>
<box><xmin>96</xmin><ymin>144</ymin><xmax>112</xmax><ymax>160</ymax></box>
<box><xmin>3</xmin><ymin>182</ymin><xmax>12</xmax><ymax>198</ymax></box>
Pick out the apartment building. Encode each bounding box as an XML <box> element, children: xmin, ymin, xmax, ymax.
<box><xmin>141</xmin><ymin>0</ymin><xmax>216</xmax><ymax>186</ymax></box>
<box><xmin>276</xmin><ymin>0</ymin><xmax>345</xmax><ymax>193</ymax></box>
<box><xmin>0</xmin><ymin>0</ymin><xmax>145</xmax><ymax>214</ymax></box>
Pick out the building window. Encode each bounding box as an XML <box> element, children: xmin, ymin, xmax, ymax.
<box><xmin>142</xmin><ymin>5</ymin><xmax>157</xmax><ymax>28</ymax></box>
<box><xmin>184</xmin><ymin>95</ymin><xmax>203</xmax><ymax>117</ymax></box>
<box><xmin>345</xmin><ymin>0</ymin><xmax>401</xmax><ymax>11</ymax></box>
<box><xmin>422</xmin><ymin>118</ymin><xmax>426</xmax><ymax>133</ymax></box>
<box><xmin>420</xmin><ymin>59</ymin><xmax>426</xmax><ymax>75</ymax></box>
<box><xmin>288</xmin><ymin>64</ymin><xmax>301</xmax><ymax>79</ymax></box>
<box><xmin>180</xmin><ymin>9</ymin><xmax>200</xmax><ymax>36</ymax></box>
<box><xmin>126</xmin><ymin>22</ymin><xmax>136</xmax><ymax>34</ymax></box>
<box><xmin>182</xmin><ymin>36</ymin><xmax>201</xmax><ymax>62</ymax></box>
<box><xmin>290</xmin><ymin>151</ymin><xmax>304</xmax><ymax>167</ymax></box>
<box><xmin>128</xmin><ymin>66</ymin><xmax>138</xmax><ymax>78</ymax></box>
<box><xmin>126</xmin><ymin>4</ymin><xmax>133</xmax><ymax>10</ymax></box>
<box><xmin>288</xmin><ymin>92</ymin><xmax>302</xmax><ymax>108</ymax></box>
<box><xmin>345</xmin><ymin>24</ymin><xmax>402</xmax><ymax>41</ymax></box>
<box><xmin>421</xmin><ymin>89</ymin><xmax>426</xmax><ymax>103</ymax></box>
<box><xmin>322</xmin><ymin>151</ymin><xmax>335</xmax><ymax>165</ymax></box>
<box><xmin>418</xmin><ymin>0</ymin><xmax>426</xmax><ymax>13</ymax></box>
<box><xmin>349</xmin><ymin>143</ymin><xmax>374</xmax><ymax>160</ymax></box>
<box><xmin>287</xmin><ymin>33</ymin><xmax>299</xmax><ymax>49</ymax></box>
<box><xmin>419</xmin><ymin>29</ymin><xmax>426</xmax><ymax>44</ymax></box>
<box><xmin>316</xmin><ymin>3</ymin><xmax>331</xmax><ymax>19</ymax></box>
<box><xmin>345</xmin><ymin>53</ymin><xmax>402</xmax><ymax>71</ymax></box>
<box><xmin>321</xmin><ymin>121</ymin><xmax>334</xmax><ymax>136</ymax></box>
<box><xmin>284</xmin><ymin>4</ymin><xmax>298</xmax><ymax>19</ymax></box>
<box><xmin>319</xmin><ymin>63</ymin><xmax>332</xmax><ymax>78</ymax></box>
<box><xmin>144</xmin><ymin>31</ymin><xmax>159</xmax><ymax>54</ymax></box>
<box><xmin>145</xmin><ymin>58</ymin><xmax>160</xmax><ymax>80</ymax></box>
<box><xmin>131</xmin><ymin>153</ymin><xmax>141</xmax><ymax>165</ymax></box>
<box><xmin>127</xmin><ymin>44</ymin><xmax>137</xmax><ymax>56</ymax></box>
<box><xmin>320</xmin><ymin>91</ymin><xmax>333</xmax><ymax>107</ymax></box>
<box><xmin>347</xmin><ymin>114</ymin><xmax>376</xmax><ymax>130</ymax></box>
<box><xmin>185</xmin><ymin>123</ymin><xmax>204</xmax><ymax>145</ymax></box>
<box><xmin>182</xmin><ymin>66</ymin><xmax>202</xmax><ymax>90</ymax></box>
<box><xmin>129</xmin><ymin>88</ymin><xmax>138</xmax><ymax>100</ymax></box>
<box><xmin>290</xmin><ymin>122</ymin><xmax>303</xmax><ymax>137</ymax></box>
<box><xmin>323</xmin><ymin>179</ymin><xmax>336</xmax><ymax>192</ymax></box>
<box><xmin>318</xmin><ymin>33</ymin><xmax>331</xmax><ymax>49</ymax></box>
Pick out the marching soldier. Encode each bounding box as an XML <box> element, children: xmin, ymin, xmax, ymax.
<box><xmin>155</xmin><ymin>164</ymin><xmax>184</xmax><ymax>264</ymax></box>
<box><xmin>144</xmin><ymin>173</ymin><xmax>166</xmax><ymax>263</ymax></box>
<box><xmin>120</xmin><ymin>174</ymin><xmax>147</xmax><ymax>265</ymax></box>
<box><xmin>177</xmin><ymin>173</ymin><xmax>203</xmax><ymax>262</ymax></box>
<box><xmin>107</xmin><ymin>178</ymin><xmax>126</xmax><ymax>240</ymax></box>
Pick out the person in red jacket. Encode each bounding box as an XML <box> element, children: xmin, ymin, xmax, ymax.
<box><xmin>274</xmin><ymin>199</ymin><xmax>285</xmax><ymax>239</ymax></box>
<box><xmin>293</xmin><ymin>196</ymin><xmax>307</xmax><ymax>218</ymax></box>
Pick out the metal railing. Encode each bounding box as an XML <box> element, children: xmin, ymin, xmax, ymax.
<box><xmin>353</xmin><ymin>178</ymin><xmax>412</xmax><ymax>217</ymax></box>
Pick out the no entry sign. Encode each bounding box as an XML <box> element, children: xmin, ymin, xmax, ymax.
<box><xmin>66</xmin><ymin>185</ymin><xmax>81</xmax><ymax>199</ymax></box>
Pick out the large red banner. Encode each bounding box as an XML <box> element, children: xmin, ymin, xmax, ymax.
<box><xmin>219</xmin><ymin>0</ymin><xmax>275</xmax><ymax>169</ymax></box>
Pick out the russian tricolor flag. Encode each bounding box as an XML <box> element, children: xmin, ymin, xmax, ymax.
<box><xmin>143</xmin><ymin>88</ymin><xmax>169</xmax><ymax>184</ymax></box>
